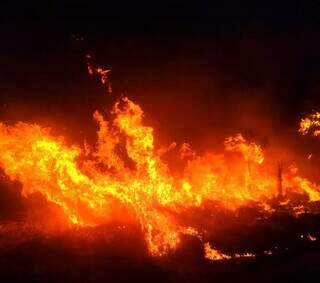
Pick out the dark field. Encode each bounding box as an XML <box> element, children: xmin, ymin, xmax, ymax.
<box><xmin>0</xmin><ymin>208</ymin><xmax>319</xmax><ymax>283</ymax></box>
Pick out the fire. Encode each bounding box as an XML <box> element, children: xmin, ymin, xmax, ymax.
<box><xmin>86</xmin><ymin>56</ymin><xmax>112</xmax><ymax>93</ymax></box>
<box><xmin>204</xmin><ymin>243</ymin><xmax>231</xmax><ymax>261</ymax></box>
<box><xmin>299</xmin><ymin>112</ymin><xmax>320</xmax><ymax>137</ymax></box>
<box><xmin>0</xmin><ymin>97</ymin><xmax>320</xmax><ymax>259</ymax></box>
<box><xmin>225</xmin><ymin>133</ymin><xmax>264</xmax><ymax>164</ymax></box>
<box><xmin>204</xmin><ymin>243</ymin><xmax>255</xmax><ymax>261</ymax></box>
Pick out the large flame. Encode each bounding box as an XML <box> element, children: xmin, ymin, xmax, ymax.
<box><xmin>0</xmin><ymin>98</ymin><xmax>319</xmax><ymax>259</ymax></box>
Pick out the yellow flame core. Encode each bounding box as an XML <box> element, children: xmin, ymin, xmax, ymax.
<box><xmin>0</xmin><ymin>98</ymin><xmax>319</xmax><ymax>258</ymax></box>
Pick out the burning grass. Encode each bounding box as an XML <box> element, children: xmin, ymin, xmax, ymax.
<box><xmin>0</xmin><ymin>97</ymin><xmax>319</xmax><ymax>261</ymax></box>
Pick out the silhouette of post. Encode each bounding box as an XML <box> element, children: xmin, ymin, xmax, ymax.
<box><xmin>277</xmin><ymin>161</ymin><xmax>283</xmax><ymax>198</ymax></box>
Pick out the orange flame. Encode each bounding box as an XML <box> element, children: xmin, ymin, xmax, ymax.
<box><xmin>0</xmin><ymin>99</ymin><xmax>320</xmax><ymax>259</ymax></box>
<box><xmin>87</xmin><ymin>59</ymin><xmax>112</xmax><ymax>93</ymax></box>
<box><xmin>204</xmin><ymin>242</ymin><xmax>231</xmax><ymax>261</ymax></box>
<box><xmin>299</xmin><ymin>112</ymin><xmax>320</xmax><ymax>137</ymax></box>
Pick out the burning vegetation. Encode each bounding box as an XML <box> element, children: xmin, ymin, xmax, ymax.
<box><xmin>0</xmin><ymin>82</ymin><xmax>319</xmax><ymax>261</ymax></box>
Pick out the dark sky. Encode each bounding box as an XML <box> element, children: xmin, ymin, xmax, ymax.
<box><xmin>1</xmin><ymin>0</ymin><xmax>320</xmax><ymax>148</ymax></box>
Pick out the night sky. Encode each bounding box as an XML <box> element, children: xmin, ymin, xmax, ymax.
<box><xmin>1</xmin><ymin>1</ymin><xmax>320</xmax><ymax>144</ymax></box>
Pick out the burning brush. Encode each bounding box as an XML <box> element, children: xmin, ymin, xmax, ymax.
<box><xmin>0</xmin><ymin>64</ymin><xmax>319</xmax><ymax>262</ymax></box>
